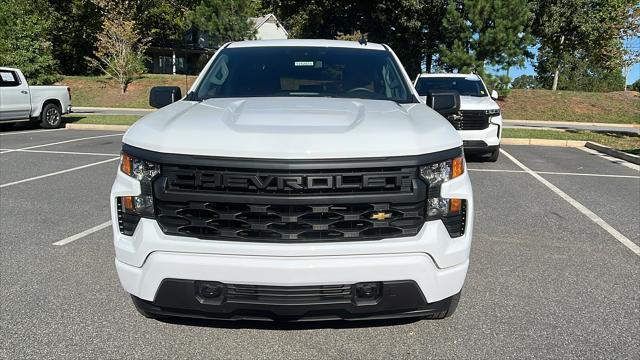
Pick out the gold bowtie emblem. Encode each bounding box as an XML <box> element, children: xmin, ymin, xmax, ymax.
<box><xmin>370</xmin><ymin>212</ymin><xmax>391</xmax><ymax>221</ymax></box>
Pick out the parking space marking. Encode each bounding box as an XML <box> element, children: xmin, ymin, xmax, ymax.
<box><xmin>0</xmin><ymin>133</ymin><xmax>122</xmax><ymax>154</ymax></box>
<box><xmin>501</xmin><ymin>149</ymin><xmax>640</xmax><ymax>257</ymax></box>
<box><xmin>578</xmin><ymin>147</ymin><xmax>640</xmax><ymax>171</ymax></box>
<box><xmin>52</xmin><ymin>221</ymin><xmax>112</xmax><ymax>246</ymax></box>
<box><xmin>0</xmin><ymin>148</ymin><xmax>119</xmax><ymax>157</ymax></box>
<box><xmin>468</xmin><ymin>168</ymin><xmax>640</xmax><ymax>179</ymax></box>
<box><xmin>0</xmin><ymin>128</ymin><xmax>66</xmax><ymax>136</ymax></box>
<box><xmin>0</xmin><ymin>157</ymin><xmax>118</xmax><ymax>188</ymax></box>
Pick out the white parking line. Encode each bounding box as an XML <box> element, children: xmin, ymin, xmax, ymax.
<box><xmin>468</xmin><ymin>168</ymin><xmax>640</xmax><ymax>179</ymax></box>
<box><xmin>0</xmin><ymin>128</ymin><xmax>66</xmax><ymax>136</ymax></box>
<box><xmin>0</xmin><ymin>157</ymin><xmax>119</xmax><ymax>188</ymax></box>
<box><xmin>0</xmin><ymin>148</ymin><xmax>119</xmax><ymax>157</ymax></box>
<box><xmin>0</xmin><ymin>133</ymin><xmax>122</xmax><ymax>154</ymax></box>
<box><xmin>501</xmin><ymin>149</ymin><xmax>640</xmax><ymax>257</ymax></box>
<box><xmin>52</xmin><ymin>221</ymin><xmax>112</xmax><ymax>246</ymax></box>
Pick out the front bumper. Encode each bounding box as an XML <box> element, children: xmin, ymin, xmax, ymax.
<box><xmin>130</xmin><ymin>279</ymin><xmax>462</xmax><ymax>321</ymax></box>
<box><xmin>458</xmin><ymin>116</ymin><xmax>502</xmax><ymax>149</ymax></box>
<box><xmin>117</xmin><ymin>251</ymin><xmax>469</xmax><ymax>305</ymax></box>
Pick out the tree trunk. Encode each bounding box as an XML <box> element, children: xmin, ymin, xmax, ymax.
<box><xmin>552</xmin><ymin>35</ymin><xmax>565</xmax><ymax>91</ymax></box>
<box><xmin>121</xmin><ymin>82</ymin><xmax>128</xmax><ymax>94</ymax></box>
<box><xmin>552</xmin><ymin>66</ymin><xmax>560</xmax><ymax>91</ymax></box>
<box><xmin>425</xmin><ymin>53</ymin><xmax>433</xmax><ymax>74</ymax></box>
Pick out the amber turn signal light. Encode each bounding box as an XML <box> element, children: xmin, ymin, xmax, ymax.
<box><xmin>452</xmin><ymin>157</ymin><xmax>464</xmax><ymax>179</ymax></box>
<box><xmin>449</xmin><ymin>198</ymin><xmax>462</xmax><ymax>214</ymax></box>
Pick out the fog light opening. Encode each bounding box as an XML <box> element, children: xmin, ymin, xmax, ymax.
<box><xmin>198</xmin><ymin>282</ymin><xmax>225</xmax><ymax>299</ymax></box>
<box><xmin>354</xmin><ymin>282</ymin><xmax>382</xmax><ymax>305</ymax></box>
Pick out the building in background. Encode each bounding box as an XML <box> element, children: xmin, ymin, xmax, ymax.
<box><xmin>250</xmin><ymin>13</ymin><xmax>289</xmax><ymax>40</ymax></box>
<box><xmin>146</xmin><ymin>14</ymin><xmax>288</xmax><ymax>75</ymax></box>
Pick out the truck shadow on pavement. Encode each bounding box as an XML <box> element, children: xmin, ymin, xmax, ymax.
<box><xmin>155</xmin><ymin>316</ymin><xmax>422</xmax><ymax>330</ymax></box>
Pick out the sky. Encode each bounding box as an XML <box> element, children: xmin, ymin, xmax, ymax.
<box><xmin>505</xmin><ymin>37</ymin><xmax>640</xmax><ymax>85</ymax></box>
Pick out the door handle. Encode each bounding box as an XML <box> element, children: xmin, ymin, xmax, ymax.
<box><xmin>20</xmin><ymin>90</ymin><xmax>28</xmax><ymax>94</ymax></box>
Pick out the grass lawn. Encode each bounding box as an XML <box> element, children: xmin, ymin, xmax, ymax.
<box><xmin>499</xmin><ymin>89</ymin><xmax>640</xmax><ymax>124</ymax></box>
<box><xmin>503</xmin><ymin>128</ymin><xmax>640</xmax><ymax>155</ymax></box>
<box><xmin>64</xmin><ymin>115</ymin><xmax>142</xmax><ymax>125</ymax></box>
<box><xmin>57</xmin><ymin>74</ymin><xmax>197</xmax><ymax>109</ymax></box>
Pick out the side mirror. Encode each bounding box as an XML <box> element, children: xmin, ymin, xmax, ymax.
<box><xmin>149</xmin><ymin>86</ymin><xmax>182</xmax><ymax>108</ymax></box>
<box><xmin>418</xmin><ymin>95</ymin><xmax>427</xmax><ymax>103</ymax></box>
<box><xmin>491</xmin><ymin>90</ymin><xmax>499</xmax><ymax>100</ymax></box>
<box><xmin>426</xmin><ymin>90</ymin><xmax>460</xmax><ymax>117</ymax></box>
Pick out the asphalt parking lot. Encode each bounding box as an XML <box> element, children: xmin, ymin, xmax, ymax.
<box><xmin>1</xmin><ymin>127</ymin><xmax>638</xmax><ymax>359</ymax></box>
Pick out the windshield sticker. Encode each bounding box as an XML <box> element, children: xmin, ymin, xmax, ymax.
<box><xmin>0</xmin><ymin>72</ymin><xmax>14</xmax><ymax>82</ymax></box>
<box><xmin>294</xmin><ymin>61</ymin><xmax>315</xmax><ymax>67</ymax></box>
<box><xmin>464</xmin><ymin>76</ymin><xmax>480</xmax><ymax>81</ymax></box>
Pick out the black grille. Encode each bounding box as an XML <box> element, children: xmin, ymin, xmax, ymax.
<box><xmin>155</xmin><ymin>200</ymin><xmax>425</xmax><ymax>242</ymax></box>
<box><xmin>161</xmin><ymin>165</ymin><xmax>415</xmax><ymax>195</ymax></box>
<box><xmin>226</xmin><ymin>284</ymin><xmax>353</xmax><ymax>305</ymax></box>
<box><xmin>448</xmin><ymin>110</ymin><xmax>490</xmax><ymax>130</ymax></box>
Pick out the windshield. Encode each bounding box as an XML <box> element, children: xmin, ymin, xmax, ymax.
<box><xmin>194</xmin><ymin>46</ymin><xmax>414</xmax><ymax>103</ymax></box>
<box><xmin>415</xmin><ymin>77</ymin><xmax>488</xmax><ymax>97</ymax></box>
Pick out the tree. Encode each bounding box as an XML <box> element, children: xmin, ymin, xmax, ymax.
<box><xmin>438</xmin><ymin>0</ymin><xmax>534</xmax><ymax>75</ymax></box>
<box><xmin>531</xmin><ymin>0</ymin><xmax>632</xmax><ymax>91</ymax></box>
<box><xmin>620</xmin><ymin>3</ymin><xmax>640</xmax><ymax>90</ymax></box>
<box><xmin>536</xmin><ymin>51</ymin><xmax>625</xmax><ymax>92</ymax></box>
<box><xmin>87</xmin><ymin>15</ymin><xmax>149</xmax><ymax>93</ymax></box>
<box><xmin>264</xmin><ymin>0</ymin><xmax>451</xmax><ymax>77</ymax></box>
<box><xmin>0</xmin><ymin>0</ymin><xmax>59</xmax><ymax>84</ymax></box>
<box><xmin>630</xmin><ymin>78</ymin><xmax>640</xmax><ymax>92</ymax></box>
<box><xmin>190</xmin><ymin>0</ymin><xmax>258</xmax><ymax>46</ymax></box>
<box><xmin>511</xmin><ymin>75</ymin><xmax>539</xmax><ymax>89</ymax></box>
<box><xmin>49</xmin><ymin>0</ymin><xmax>103</xmax><ymax>75</ymax></box>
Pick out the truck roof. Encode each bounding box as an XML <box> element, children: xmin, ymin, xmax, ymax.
<box><xmin>0</xmin><ymin>67</ymin><xmax>19</xmax><ymax>72</ymax></box>
<box><xmin>417</xmin><ymin>73</ymin><xmax>481</xmax><ymax>79</ymax></box>
<box><xmin>226</xmin><ymin>39</ymin><xmax>387</xmax><ymax>51</ymax></box>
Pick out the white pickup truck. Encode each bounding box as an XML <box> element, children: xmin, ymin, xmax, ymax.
<box><xmin>112</xmin><ymin>40</ymin><xmax>474</xmax><ymax>322</ymax></box>
<box><xmin>0</xmin><ymin>67</ymin><xmax>71</xmax><ymax>128</ymax></box>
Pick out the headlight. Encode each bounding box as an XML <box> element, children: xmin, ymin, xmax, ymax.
<box><xmin>419</xmin><ymin>156</ymin><xmax>464</xmax><ymax>187</ymax></box>
<box><xmin>117</xmin><ymin>152</ymin><xmax>159</xmax><ymax>235</ymax></box>
<box><xmin>420</xmin><ymin>155</ymin><xmax>467</xmax><ymax>237</ymax></box>
<box><xmin>485</xmin><ymin>108</ymin><xmax>500</xmax><ymax>116</ymax></box>
<box><xmin>120</xmin><ymin>153</ymin><xmax>159</xmax><ymax>181</ymax></box>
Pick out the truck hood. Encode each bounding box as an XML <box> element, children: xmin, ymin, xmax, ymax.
<box><xmin>459</xmin><ymin>95</ymin><xmax>499</xmax><ymax>111</ymax></box>
<box><xmin>123</xmin><ymin>97</ymin><xmax>461</xmax><ymax>159</ymax></box>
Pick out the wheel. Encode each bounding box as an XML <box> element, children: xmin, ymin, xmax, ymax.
<box><xmin>486</xmin><ymin>148</ymin><xmax>500</xmax><ymax>162</ymax></box>
<box><xmin>40</xmin><ymin>103</ymin><xmax>63</xmax><ymax>128</ymax></box>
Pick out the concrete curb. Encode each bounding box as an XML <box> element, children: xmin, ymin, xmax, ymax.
<box><xmin>504</xmin><ymin>119</ymin><xmax>640</xmax><ymax>129</ymax></box>
<box><xmin>501</xmin><ymin>138</ymin><xmax>586</xmax><ymax>147</ymax></box>
<box><xmin>72</xmin><ymin>106</ymin><xmax>154</xmax><ymax>112</ymax></box>
<box><xmin>65</xmin><ymin>123</ymin><xmax>131</xmax><ymax>131</ymax></box>
<box><xmin>585</xmin><ymin>142</ymin><xmax>640</xmax><ymax>165</ymax></box>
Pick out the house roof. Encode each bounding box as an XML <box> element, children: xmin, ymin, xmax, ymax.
<box><xmin>249</xmin><ymin>13</ymin><xmax>289</xmax><ymax>35</ymax></box>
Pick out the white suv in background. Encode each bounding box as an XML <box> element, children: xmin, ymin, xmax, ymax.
<box><xmin>415</xmin><ymin>73</ymin><xmax>502</xmax><ymax>162</ymax></box>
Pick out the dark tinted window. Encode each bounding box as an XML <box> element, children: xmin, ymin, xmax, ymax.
<box><xmin>195</xmin><ymin>47</ymin><xmax>413</xmax><ymax>103</ymax></box>
<box><xmin>0</xmin><ymin>70</ymin><xmax>20</xmax><ymax>87</ymax></box>
<box><xmin>415</xmin><ymin>77</ymin><xmax>487</xmax><ymax>97</ymax></box>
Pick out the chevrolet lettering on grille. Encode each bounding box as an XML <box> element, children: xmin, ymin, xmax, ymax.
<box><xmin>164</xmin><ymin>167</ymin><xmax>416</xmax><ymax>194</ymax></box>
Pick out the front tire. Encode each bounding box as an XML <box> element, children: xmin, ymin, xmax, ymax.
<box><xmin>486</xmin><ymin>148</ymin><xmax>500</xmax><ymax>162</ymax></box>
<box><xmin>40</xmin><ymin>103</ymin><xmax>63</xmax><ymax>128</ymax></box>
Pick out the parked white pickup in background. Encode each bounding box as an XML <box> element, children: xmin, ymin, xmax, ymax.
<box><xmin>0</xmin><ymin>67</ymin><xmax>71</xmax><ymax>128</ymax></box>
